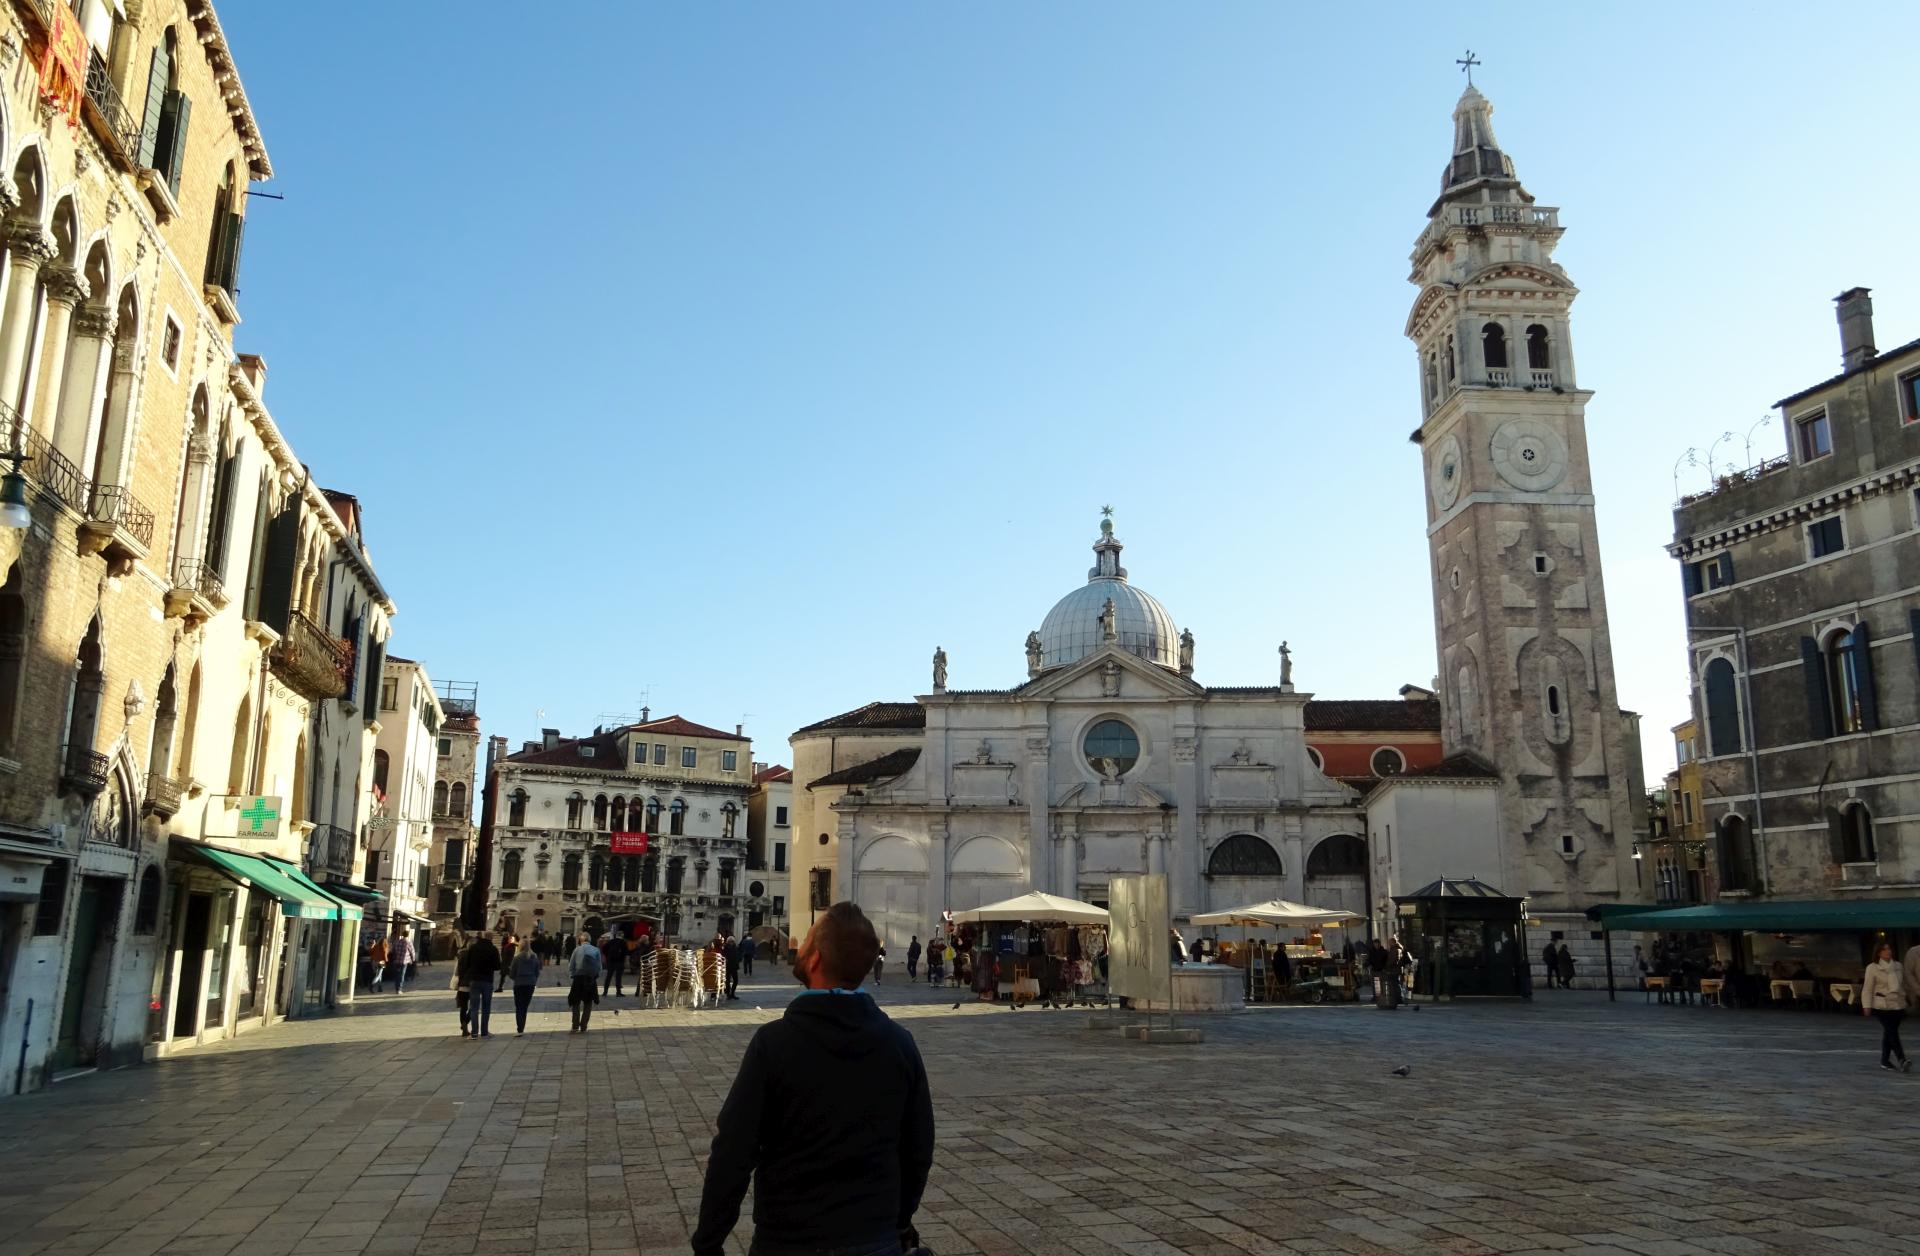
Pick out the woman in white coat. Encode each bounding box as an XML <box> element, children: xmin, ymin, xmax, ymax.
<box><xmin>1861</xmin><ymin>941</ymin><xmax>1910</xmax><ymax>1073</ymax></box>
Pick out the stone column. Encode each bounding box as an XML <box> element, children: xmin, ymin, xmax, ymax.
<box><xmin>1023</xmin><ymin>731</ymin><xmax>1050</xmax><ymax>892</ymax></box>
<box><xmin>1172</xmin><ymin>734</ymin><xmax>1200</xmax><ymax>917</ymax></box>
<box><xmin>1054</xmin><ymin>817</ymin><xmax>1077</xmax><ymax>899</ymax></box>
<box><xmin>50</xmin><ymin>300</ymin><xmax>109</xmax><ymax>463</ymax></box>
<box><xmin>0</xmin><ymin>223</ymin><xmax>53</xmax><ymax>416</ymax></box>
<box><xmin>924</xmin><ymin>814</ymin><xmax>948</xmax><ymax>935</ymax></box>
<box><xmin>28</xmin><ymin>264</ymin><xmax>85</xmax><ymax>441</ymax></box>
<box><xmin>91</xmin><ymin>332</ymin><xmax>140</xmax><ymax>488</ymax></box>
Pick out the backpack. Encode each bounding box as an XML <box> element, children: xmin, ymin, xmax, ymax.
<box><xmin>575</xmin><ymin>947</ymin><xmax>603</xmax><ymax>979</ymax></box>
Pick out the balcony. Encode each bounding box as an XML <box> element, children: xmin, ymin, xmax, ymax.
<box><xmin>164</xmin><ymin>557</ymin><xmax>229</xmax><ymax>623</ymax></box>
<box><xmin>1677</xmin><ymin>453</ymin><xmax>1793</xmax><ymax>508</ymax></box>
<box><xmin>61</xmin><ymin>743</ymin><xmax>109</xmax><ymax>799</ymax></box>
<box><xmin>2</xmin><ymin>403</ymin><xmax>88</xmax><ymax>514</ymax></box>
<box><xmin>307</xmin><ymin>824</ymin><xmax>356</xmax><ymax>879</ymax></box>
<box><xmin>270</xmin><ymin>610</ymin><xmax>351</xmax><ymax>701</ymax></box>
<box><xmin>79</xmin><ymin>484</ymin><xmax>154</xmax><ymax>575</ymax></box>
<box><xmin>81</xmin><ymin>50</ymin><xmax>142</xmax><ymax>171</ymax></box>
<box><xmin>142</xmin><ymin>772</ymin><xmax>183</xmax><ymax>821</ymax></box>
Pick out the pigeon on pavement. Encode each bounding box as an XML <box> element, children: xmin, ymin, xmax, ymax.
<box><xmin>1391</xmin><ymin>1065</ymin><xmax>1412</xmax><ymax>1077</ymax></box>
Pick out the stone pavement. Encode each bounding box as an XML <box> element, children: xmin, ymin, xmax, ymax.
<box><xmin>0</xmin><ymin>965</ymin><xmax>1915</xmax><ymax>1256</ymax></box>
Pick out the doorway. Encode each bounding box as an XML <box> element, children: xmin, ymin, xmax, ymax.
<box><xmin>54</xmin><ymin>877</ymin><xmax>123</xmax><ymax>1072</ymax></box>
<box><xmin>174</xmin><ymin>892</ymin><xmax>213</xmax><ymax>1038</ymax></box>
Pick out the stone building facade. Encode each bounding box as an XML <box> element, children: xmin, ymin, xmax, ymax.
<box><xmin>488</xmin><ymin>715</ymin><xmax>769</xmax><ymax>944</ymax></box>
<box><xmin>427</xmin><ymin>681</ymin><xmax>478</xmax><ymax>944</ymax></box>
<box><xmin>746</xmin><ymin>763</ymin><xmax>791</xmax><ymax>939</ymax></box>
<box><xmin>1670</xmin><ymin>288</ymin><xmax>1920</xmax><ymax>904</ymax></box>
<box><xmin>1405</xmin><ymin>84</ymin><xmax>1643</xmax><ymax>954</ymax></box>
<box><xmin>369</xmin><ymin>657</ymin><xmax>442</xmax><ymax>951</ymax></box>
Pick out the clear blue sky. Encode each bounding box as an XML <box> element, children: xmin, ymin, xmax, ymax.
<box><xmin>219</xmin><ymin>4</ymin><xmax>1920</xmax><ymax>780</ymax></box>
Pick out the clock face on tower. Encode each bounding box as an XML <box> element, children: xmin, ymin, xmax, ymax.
<box><xmin>1430</xmin><ymin>434</ymin><xmax>1464</xmax><ymax>510</ymax></box>
<box><xmin>1489</xmin><ymin>419</ymin><xmax>1569</xmax><ymax>492</ymax></box>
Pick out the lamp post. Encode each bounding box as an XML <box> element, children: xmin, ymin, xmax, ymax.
<box><xmin>0</xmin><ymin>451</ymin><xmax>31</xmax><ymax>531</ymax></box>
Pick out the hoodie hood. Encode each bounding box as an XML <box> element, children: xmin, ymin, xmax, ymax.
<box><xmin>783</xmin><ymin>990</ymin><xmax>891</xmax><ymax>1062</ymax></box>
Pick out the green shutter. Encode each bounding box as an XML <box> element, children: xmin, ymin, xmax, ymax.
<box><xmin>217</xmin><ymin>211</ymin><xmax>246</xmax><ymax>294</ymax></box>
<box><xmin>1851</xmin><ymin>622</ymin><xmax>1877</xmax><ymax>731</ymax></box>
<box><xmin>161</xmin><ymin>91</ymin><xmax>191</xmax><ymax>200</ymax></box>
<box><xmin>256</xmin><ymin>502</ymin><xmax>301</xmax><ymax>634</ymax></box>
<box><xmin>137</xmin><ymin>45</ymin><xmax>169</xmax><ymax>169</ymax></box>
<box><xmin>1800</xmin><ymin>636</ymin><xmax>1832</xmax><ymax>740</ymax></box>
<box><xmin>1910</xmin><ymin>610</ymin><xmax>1920</xmax><ymax>680</ymax></box>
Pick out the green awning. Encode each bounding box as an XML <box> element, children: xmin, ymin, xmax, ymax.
<box><xmin>325</xmin><ymin>882</ymin><xmax>384</xmax><ymax>907</ymax></box>
<box><xmin>263</xmin><ymin>857</ymin><xmax>365</xmax><ymax>923</ymax></box>
<box><xmin>1596</xmin><ymin>898</ymin><xmax>1920</xmax><ymax>932</ymax></box>
<box><xmin>174</xmin><ymin>843</ymin><xmax>339</xmax><ymax>920</ymax></box>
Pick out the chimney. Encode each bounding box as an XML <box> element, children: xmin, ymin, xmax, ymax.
<box><xmin>542</xmin><ymin>727</ymin><xmax>560</xmax><ymax>751</ymax></box>
<box><xmin>735</xmin><ymin>723</ymin><xmax>743</xmax><ymax>736</ymax></box>
<box><xmin>237</xmin><ymin>353</ymin><xmax>268</xmax><ymax>399</ymax></box>
<box><xmin>640</xmin><ymin>705</ymin><xmax>650</xmax><ymax>722</ymax></box>
<box><xmin>1835</xmin><ymin>287</ymin><xmax>1876</xmax><ymax>371</ymax></box>
<box><xmin>522</xmin><ymin>741</ymin><xmax>539</xmax><ymax>755</ymax></box>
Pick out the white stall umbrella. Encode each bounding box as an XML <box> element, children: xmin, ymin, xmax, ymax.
<box><xmin>951</xmin><ymin>891</ymin><xmax>1109</xmax><ymax>925</ymax></box>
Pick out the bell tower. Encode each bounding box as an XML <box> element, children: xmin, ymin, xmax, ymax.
<box><xmin>1407</xmin><ymin>84</ymin><xmax>1640</xmax><ymax>924</ymax></box>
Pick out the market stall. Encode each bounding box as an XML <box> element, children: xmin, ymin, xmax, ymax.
<box><xmin>948</xmin><ymin>892</ymin><xmax>1110</xmax><ymax>1008</ymax></box>
<box><xmin>1192</xmin><ymin>899</ymin><xmax>1362</xmax><ymax>1003</ymax></box>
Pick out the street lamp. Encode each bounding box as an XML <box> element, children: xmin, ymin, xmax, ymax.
<box><xmin>0</xmin><ymin>452</ymin><xmax>30</xmax><ymax>531</ymax></box>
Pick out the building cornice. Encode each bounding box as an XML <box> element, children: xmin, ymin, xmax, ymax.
<box><xmin>1669</xmin><ymin>460</ymin><xmax>1920</xmax><ymax>559</ymax></box>
<box><xmin>186</xmin><ymin>0</ymin><xmax>272</xmax><ymax>179</ymax></box>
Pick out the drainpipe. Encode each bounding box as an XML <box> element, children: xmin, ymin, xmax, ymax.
<box><xmin>1688</xmin><ymin>625</ymin><xmax>1768</xmax><ymax>895</ymax></box>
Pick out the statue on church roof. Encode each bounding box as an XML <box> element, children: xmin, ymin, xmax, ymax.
<box><xmin>1279</xmin><ymin>641</ymin><xmax>1293</xmax><ymax>688</ymax></box>
<box><xmin>1178</xmin><ymin>628</ymin><xmax>1194</xmax><ymax>676</ymax></box>
<box><xmin>1099</xmin><ymin>597</ymin><xmax>1117</xmax><ymax>643</ymax></box>
<box><xmin>1025</xmin><ymin>630</ymin><xmax>1042</xmax><ymax>677</ymax></box>
<box><xmin>932</xmin><ymin>647</ymin><xmax>947</xmax><ymax>692</ymax></box>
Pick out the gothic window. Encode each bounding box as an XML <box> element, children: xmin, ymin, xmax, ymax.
<box><xmin>1207</xmin><ymin>834</ymin><xmax>1281</xmax><ymax>877</ymax></box>
<box><xmin>501</xmin><ymin>849</ymin><xmax>522</xmax><ymax>891</ymax></box>
<box><xmin>646</xmin><ymin>797</ymin><xmax>661</xmax><ymax>833</ymax></box>
<box><xmin>1717</xmin><ymin>815</ymin><xmax>1756</xmax><ymax>892</ymax></box>
<box><xmin>610</xmin><ymin>796</ymin><xmax>627</xmax><ymax>831</ymax></box>
<box><xmin>1083</xmin><ymin>720</ymin><xmax>1140</xmax><ymax>778</ymax></box>
<box><xmin>507</xmin><ymin>789</ymin><xmax>528</xmax><ymax>827</ymax></box>
<box><xmin>0</xmin><ymin>570</ymin><xmax>26</xmax><ymax>762</ymax></box>
<box><xmin>433</xmin><ymin>781</ymin><xmax>449</xmax><ymax>816</ymax></box>
<box><xmin>565</xmin><ymin>792</ymin><xmax>585</xmax><ymax>829</ymax></box>
<box><xmin>562</xmin><ymin>853</ymin><xmax>581</xmax><ymax>891</ymax></box>
<box><xmin>64</xmin><ymin>618</ymin><xmax>105</xmax><ymax>769</ymax></box>
<box><xmin>229</xmin><ymin>696</ymin><xmax>252</xmax><ymax>797</ymax></box>
<box><xmin>666</xmin><ymin>857</ymin><xmax>685</xmax><ymax>893</ymax></box>
<box><xmin>1835</xmin><ymin>802</ymin><xmax>1876</xmax><ymax>864</ymax></box>
<box><xmin>641</xmin><ymin>855</ymin><xmax>658</xmax><ymax>893</ymax></box>
<box><xmin>149</xmin><ymin>663</ymin><xmax>179</xmax><ymax>783</ymax></box>
<box><xmin>372</xmin><ymin>748</ymin><xmax>389</xmax><ymax>798</ymax></box>
<box><xmin>1824</xmin><ymin>628</ymin><xmax>1866</xmax><ymax>735</ymax></box>
<box><xmin>624</xmin><ymin>855</ymin><xmax>641</xmax><ymax>892</ymax></box>
<box><xmin>133</xmin><ymin>866</ymin><xmax>162</xmax><ymax>934</ymax></box>
<box><xmin>1456</xmin><ymin>662</ymin><xmax>1483</xmax><ymax>742</ymax></box>
<box><xmin>1526</xmin><ymin>323</ymin><xmax>1550</xmax><ymax>370</ymax></box>
<box><xmin>588</xmin><ymin>852</ymin><xmax>605</xmax><ymax>890</ymax></box>
<box><xmin>1702</xmin><ymin>658</ymin><xmax>1742</xmax><ymax>756</ymax></box>
<box><xmin>1306</xmin><ymin>834</ymin><xmax>1367</xmax><ymax>878</ymax></box>
<box><xmin>1370</xmin><ymin>747</ymin><xmax>1405</xmax><ymax>777</ymax></box>
<box><xmin>670</xmin><ymin>799</ymin><xmax>686</xmax><ymax>836</ymax></box>
<box><xmin>1481</xmin><ymin>322</ymin><xmax>1507</xmax><ymax>370</ymax></box>
<box><xmin>449</xmin><ymin>781</ymin><xmax>466</xmax><ymax>817</ymax></box>
<box><xmin>593</xmin><ymin>794</ymin><xmax>609</xmax><ymax>830</ymax></box>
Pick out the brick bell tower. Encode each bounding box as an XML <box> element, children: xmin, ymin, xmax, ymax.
<box><xmin>1406</xmin><ymin>83</ymin><xmax>1642</xmax><ymax>939</ymax></box>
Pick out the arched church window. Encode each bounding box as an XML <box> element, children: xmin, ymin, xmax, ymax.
<box><xmin>1526</xmin><ymin>323</ymin><xmax>1551</xmax><ymax>370</ymax></box>
<box><xmin>1482</xmin><ymin>323</ymin><xmax>1507</xmax><ymax>370</ymax></box>
<box><xmin>1833</xmin><ymin>802</ymin><xmax>1875</xmax><ymax>864</ymax></box>
<box><xmin>508</xmin><ymin>789</ymin><xmax>528</xmax><ymax>826</ymax></box>
<box><xmin>1083</xmin><ymin>720</ymin><xmax>1140</xmax><ymax>779</ymax></box>
<box><xmin>1703</xmin><ymin>658</ymin><xmax>1741</xmax><ymax>757</ymax></box>
<box><xmin>1207</xmin><ymin>834</ymin><xmax>1281</xmax><ymax>877</ymax></box>
<box><xmin>1824</xmin><ymin>628</ymin><xmax>1865</xmax><ymax>735</ymax></box>
<box><xmin>1370</xmin><ymin>747</ymin><xmax>1404</xmax><ymax>777</ymax></box>
<box><xmin>501</xmin><ymin>849</ymin><xmax>522</xmax><ymax>890</ymax></box>
<box><xmin>1306</xmin><ymin>834</ymin><xmax>1367</xmax><ymax>878</ymax></box>
<box><xmin>1717</xmin><ymin>815</ymin><xmax>1755</xmax><ymax>891</ymax></box>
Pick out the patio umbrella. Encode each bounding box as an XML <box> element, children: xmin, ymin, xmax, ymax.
<box><xmin>950</xmin><ymin>891</ymin><xmax>1109</xmax><ymax>924</ymax></box>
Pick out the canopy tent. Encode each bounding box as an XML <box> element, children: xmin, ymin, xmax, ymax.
<box><xmin>1191</xmin><ymin>899</ymin><xmax>1360</xmax><ymax>928</ymax></box>
<box><xmin>950</xmin><ymin>891</ymin><xmax>1109</xmax><ymax>924</ymax></box>
<box><xmin>1594</xmin><ymin>898</ymin><xmax>1920</xmax><ymax>933</ymax></box>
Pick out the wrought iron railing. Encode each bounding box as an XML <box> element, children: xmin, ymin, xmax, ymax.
<box><xmin>306</xmin><ymin>823</ymin><xmax>356</xmax><ymax>878</ymax></box>
<box><xmin>2</xmin><ymin>403</ymin><xmax>89</xmax><ymax>512</ymax></box>
<box><xmin>86</xmin><ymin>484</ymin><xmax>155</xmax><ymax>549</ymax></box>
<box><xmin>1677</xmin><ymin>452</ymin><xmax>1793</xmax><ymax>507</ymax></box>
<box><xmin>271</xmin><ymin>610</ymin><xmax>351</xmax><ymax>700</ymax></box>
<box><xmin>142</xmin><ymin>772</ymin><xmax>183</xmax><ymax>820</ymax></box>
<box><xmin>82</xmin><ymin>50</ymin><xmax>142</xmax><ymax>169</ymax></box>
<box><xmin>172</xmin><ymin>557</ymin><xmax>227</xmax><ymax>605</ymax></box>
<box><xmin>61</xmin><ymin>743</ymin><xmax>109</xmax><ymax>799</ymax></box>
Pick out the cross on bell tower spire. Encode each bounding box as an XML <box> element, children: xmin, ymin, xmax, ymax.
<box><xmin>1455</xmin><ymin>49</ymin><xmax>1480</xmax><ymax>87</ymax></box>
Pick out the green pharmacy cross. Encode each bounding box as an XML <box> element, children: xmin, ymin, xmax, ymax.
<box><xmin>239</xmin><ymin>796</ymin><xmax>280</xmax><ymax>834</ymax></box>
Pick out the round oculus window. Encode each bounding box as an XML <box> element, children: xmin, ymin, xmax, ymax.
<box><xmin>749</xmin><ymin>880</ymin><xmax>765</xmax><ymax>897</ymax></box>
<box><xmin>1083</xmin><ymin>719</ymin><xmax>1140</xmax><ymax>778</ymax></box>
<box><xmin>1371</xmin><ymin>747</ymin><xmax>1406</xmax><ymax>776</ymax></box>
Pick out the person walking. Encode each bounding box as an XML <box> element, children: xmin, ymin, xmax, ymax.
<box><xmin>568</xmin><ymin>932</ymin><xmax>603</xmax><ymax>1033</ymax></box>
<box><xmin>926</xmin><ymin>935</ymin><xmax>945</xmax><ymax>986</ymax></box>
<box><xmin>723</xmin><ymin>934</ymin><xmax>741</xmax><ymax>1000</ymax></box>
<box><xmin>1863</xmin><ymin>942</ymin><xmax>1911</xmax><ymax>1072</ymax></box>
<box><xmin>692</xmin><ymin>902</ymin><xmax>934</xmax><ymax>1256</ymax></box>
<box><xmin>871</xmin><ymin>942</ymin><xmax>886</xmax><ymax>985</ymax></box>
<box><xmin>497</xmin><ymin>934</ymin><xmax>517</xmax><ymax>994</ymax></box>
<box><xmin>385</xmin><ymin>931</ymin><xmax>414</xmax><ymax>994</ymax></box>
<box><xmin>1556</xmin><ymin>942</ymin><xmax>1576</xmax><ymax>990</ymax></box>
<box><xmin>1541</xmin><ymin>940</ymin><xmax>1559</xmax><ymax>989</ymax></box>
<box><xmin>740</xmin><ymin>933</ymin><xmax>757</xmax><ymax>977</ymax></box>
<box><xmin>906</xmin><ymin>936</ymin><xmax>922</xmax><ymax>982</ymax></box>
<box><xmin>459</xmin><ymin>932</ymin><xmax>501</xmax><ymax>1038</ymax></box>
<box><xmin>369</xmin><ymin>934</ymin><xmax>389</xmax><ymax>992</ymax></box>
<box><xmin>602</xmin><ymin>929</ymin><xmax>629</xmax><ymax>998</ymax></box>
<box><xmin>1904</xmin><ymin>940</ymin><xmax>1920</xmax><ymax>1007</ymax></box>
<box><xmin>509</xmin><ymin>938</ymin><xmax>543</xmax><ymax>1034</ymax></box>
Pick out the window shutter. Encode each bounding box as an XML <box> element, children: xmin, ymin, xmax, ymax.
<box><xmin>1911</xmin><ymin>610</ymin><xmax>1920</xmax><ymax>679</ymax></box>
<box><xmin>1826</xmin><ymin>808</ymin><xmax>1848</xmax><ymax>866</ymax></box>
<box><xmin>137</xmin><ymin>45</ymin><xmax>169</xmax><ymax>169</ymax></box>
<box><xmin>206</xmin><ymin>450</ymin><xmax>239</xmax><ymax>576</ymax></box>
<box><xmin>1717</xmin><ymin>553</ymin><xmax>1735</xmax><ymax>585</ymax></box>
<box><xmin>161</xmin><ymin>91</ymin><xmax>191</xmax><ymax>199</ymax></box>
<box><xmin>216</xmin><ymin>211</ymin><xmax>246</xmax><ymax>294</ymax></box>
<box><xmin>1682</xmin><ymin>561</ymin><xmax>1702</xmax><ymax>596</ymax></box>
<box><xmin>1851</xmin><ymin>622</ymin><xmax>1877</xmax><ymax>731</ymax></box>
<box><xmin>1800</xmin><ymin>636</ymin><xmax>1832</xmax><ymax>740</ymax></box>
<box><xmin>256</xmin><ymin>503</ymin><xmax>301</xmax><ymax>634</ymax></box>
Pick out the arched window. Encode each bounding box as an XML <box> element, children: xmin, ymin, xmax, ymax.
<box><xmin>149</xmin><ymin>662</ymin><xmax>179</xmax><ymax>783</ymax></box>
<box><xmin>0</xmin><ymin>569</ymin><xmax>25</xmax><ymax>759</ymax></box>
<box><xmin>646</xmin><ymin>797</ymin><xmax>661</xmax><ymax>833</ymax></box>
<box><xmin>641</xmin><ymin>855</ymin><xmax>659</xmax><ymax>893</ymax></box>
<box><xmin>565</xmin><ymin>792</ymin><xmax>585</xmax><ymax>829</ymax></box>
<box><xmin>1307</xmin><ymin>834</ymin><xmax>1368</xmax><ymax>877</ymax></box>
<box><xmin>228</xmin><ymin>695</ymin><xmax>252</xmax><ymax>796</ymax></box>
<box><xmin>721</xmin><ymin>803</ymin><xmax>738</xmax><ymax>839</ymax></box>
<box><xmin>1540</xmin><ymin>654</ymin><xmax>1571</xmax><ymax>745</ymax></box>
<box><xmin>1445</xmin><ymin>333</ymin><xmax>1456</xmax><ymax>382</ymax></box>
<box><xmin>448</xmin><ymin>781</ymin><xmax>466</xmax><ymax>818</ymax></box>
<box><xmin>562</xmin><ymin>852</ymin><xmax>582</xmax><ymax>891</ymax></box>
<box><xmin>593</xmin><ymin>794</ymin><xmax>608</xmax><ymax>830</ymax></box>
<box><xmin>1703</xmin><ymin>658</ymin><xmax>1741</xmax><ymax>756</ymax></box>
<box><xmin>666</xmin><ymin>856</ymin><xmax>686</xmax><ymax>893</ymax></box>
<box><xmin>1206</xmin><ymin>834</ymin><xmax>1281</xmax><ymax>877</ymax></box>
<box><xmin>1482</xmin><ymin>322</ymin><xmax>1507</xmax><ymax>371</ymax></box>
<box><xmin>610</xmin><ymin>795</ymin><xmax>626</xmax><ymax>831</ymax></box>
<box><xmin>433</xmin><ymin>781</ymin><xmax>449</xmax><ymax>816</ymax></box>
<box><xmin>90</xmin><ymin>284</ymin><xmax>143</xmax><ymax>490</ymax></box>
<box><xmin>133</xmin><ymin>865</ymin><xmax>162</xmax><ymax>934</ymax></box>
<box><xmin>670</xmin><ymin>799</ymin><xmax>687</xmax><ymax>836</ymax></box>
<box><xmin>1305</xmin><ymin>746</ymin><xmax>1324</xmax><ymax>771</ymax></box>
<box><xmin>1825</xmin><ymin>629</ymin><xmax>1866</xmax><ymax>734</ymax></box>
<box><xmin>507</xmin><ymin>788</ymin><xmax>528</xmax><ymax>827</ymax></box>
<box><xmin>178</xmin><ymin>660</ymin><xmax>201</xmax><ymax>779</ymax></box>
<box><xmin>501</xmin><ymin>849</ymin><xmax>522</xmax><ymax>891</ymax></box>
<box><xmin>1717</xmin><ymin>815</ymin><xmax>1756</xmax><ymax>892</ymax></box>
<box><xmin>64</xmin><ymin>618</ymin><xmax>106</xmax><ymax>773</ymax></box>
<box><xmin>588</xmin><ymin>852</ymin><xmax>605</xmax><ymax>890</ymax></box>
<box><xmin>291</xmin><ymin>733</ymin><xmax>309</xmax><ymax>820</ymax></box>
<box><xmin>371</xmin><ymin>748</ymin><xmax>390</xmax><ymax>798</ymax></box>
<box><xmin>1526</xmin><ymin>324</ymin><xmax>1551</xmax><ymax>371</ymax></box>
<box><xmin>1370</xmin><ymin>747</ymin><xmax>1405</xmax><ymax>777</ymax></box>
<box><xmin>1424</xmin><ymin>353</ymin><xmax>1438</xmax><ymax>403</ymax></box>
<box><xmin>1835</xmin><ymin>802</ymin><xmax>1876</xmax><ymax>864</ymax></box>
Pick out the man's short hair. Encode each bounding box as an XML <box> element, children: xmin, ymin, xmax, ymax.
<box><xmin>815</xmin><ymin>901</ymin><xmax>881</xmax><ymax>987</ymax></box>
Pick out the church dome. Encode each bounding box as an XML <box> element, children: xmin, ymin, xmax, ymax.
<box><xmin>1036</xmin><ymin>515</ymin><xmax>1180</xmax><ymax>671</ymax></box>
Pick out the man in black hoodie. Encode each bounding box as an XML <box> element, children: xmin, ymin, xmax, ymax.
<box><xmin>693</xmin><ymin>901</ymin><xmax>935</xmax><ymax>1256</ymax></box>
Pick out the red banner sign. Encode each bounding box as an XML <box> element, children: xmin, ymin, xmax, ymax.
<box><xmin>610</xmin><ymin>831</ymin><xmax>649</xmax><ymax>855</ymax></box>
<box><xmin>38</xmin><ymin>6</ymin><xmax>86</xmax><ymax>127</ymax></box>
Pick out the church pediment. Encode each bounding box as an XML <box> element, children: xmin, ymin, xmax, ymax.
<box><xmin>1463</xmin><ymin>262</ymin><xmax>1574</xmax><ymax>295</ymax></box>
<box><xmin>1021</xmin><ymin>644</ymin><xmax>1203</xmax><ymax>703</ymax></box>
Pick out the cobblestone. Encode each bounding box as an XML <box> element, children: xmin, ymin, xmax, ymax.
<box><xmin>0</xmin><ymin>972</ymin><xmax>1913</xmax><ymax>1254</ymax></box>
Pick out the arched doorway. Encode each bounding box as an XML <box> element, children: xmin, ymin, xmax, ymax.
<box><xmin>1304</xmin><ymin>834</ymin><xmax>1368</xmax><ymax>918</ymax></box>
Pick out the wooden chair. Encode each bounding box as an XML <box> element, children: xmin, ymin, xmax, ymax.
<box><xmin>1697</xmin><ymin>978</ymin><xmax>1724</xmax><ymax>1007</ymax></box>
<box><xmin>1643</xmin><ymin>975</ymin><xmax>1669</xmax><ymax>1004</ymax></box>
